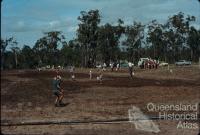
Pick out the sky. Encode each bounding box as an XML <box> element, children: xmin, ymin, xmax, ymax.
<box><xmin>1</xmin><ymin>0</ymin><xmax>200</xmax><ymax>48</ymax></box>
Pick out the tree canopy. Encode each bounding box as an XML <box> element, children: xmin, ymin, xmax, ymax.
<box><xmin>1</xmin><ymin>11</ymin><xmax>200</xmax><ymax>69</ymax></box>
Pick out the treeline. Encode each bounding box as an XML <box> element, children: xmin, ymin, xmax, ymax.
<box><xmin>1</xmin><ymin>10</ymin><xmax>200</xmax><ymax>69</ymax></box>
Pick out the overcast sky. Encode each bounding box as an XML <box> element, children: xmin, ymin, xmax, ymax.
<box><xmin>1</xmin><ymin>0</ymin><xmax>200</xmax><ymax>48</ymax></box>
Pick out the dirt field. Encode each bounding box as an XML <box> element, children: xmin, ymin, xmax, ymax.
<box><xmin>1</xmin><ymin>65</ymin><xmax>200</xmax><ymax>135</ymax></box>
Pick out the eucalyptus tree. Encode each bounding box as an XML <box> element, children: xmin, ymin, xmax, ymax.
<box><xmin>7</xmin><ymin>38</ymin><xmax>19</xmax><ymax>69</ymax></box>
<box><xmin>20</xmin><ymin>45</ymin><xmax>35</xmax><ymax>68</ymax></box>
<box><xmin>124</xmin><ymin>21</ymin><xmax>145</xmax><ymax>62</ymax></box>
<box><xmin>187</xmin><ymin>27</ymin><xmax>200</xmax><ymax>61</ymax></box>
<box><xmin>33</xmin><ymin>31</ymin><xmax>65</xmax><ymax>66</ymax></box>
<box><xmin>77</xmin><ymin>9</ymin><xmax>100</xmax><ymax>67</ymax></box>
<box><xmin>165</xmin><ymin>12</ymin><xmax>195</xmax><ymax>62</ymax></box>
<box><xmin>1</xmin><ymin>37</ymin><xmax>15</xmax><ymax>70</ymax></box>
<box><xmin>147</xmin><ymin>20</ymin><xmax>165</xmax><ymax>60</ymax></box>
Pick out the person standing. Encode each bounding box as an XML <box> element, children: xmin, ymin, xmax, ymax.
<box><xmin>116</xmin><ymin>63</ymin><xmax>120</xmax><ymax>71</ymax></box>
<box><xmin>110</xmin><ymin>62</ymin><xmax>114</xmax><ymax>72</ymax></box>
<box><xmin>97</xmin><ymin>69</ymin><xmax>103</xmax><ymax>84</ymax></box>
<box><xmin>70</xmin><ymin>66</ymin><xmax>75</xmax><ymax>81</ymax></box>
<box><xmin>99</xmin><ymin>70</ymin><xmax>103</xmax><ymax>84</ymax></box>
<box><xmin>103</xmin><ymin>63</ymin><xmax>106</xmax><ymax>71</ymax></box>
<box><xmin>128</xmin><ymin>62</ymin><xmax>134</xmax><ymax>79</ymax></box>
<box><xmin>89</xmin><ymin>69</ymin><xmax>92</xmax><ymax>80</ymax></box>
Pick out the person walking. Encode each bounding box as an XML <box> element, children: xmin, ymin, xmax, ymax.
<box><xmin>52</xmin><ymin>74</ymin><xmax>65</xmax><ymax>107</ymax></box>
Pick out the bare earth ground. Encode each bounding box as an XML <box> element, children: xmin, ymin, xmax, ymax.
<box><xmin>1</xmin><ymin>65</ymin><xmax>200</xmax><ymax>135</ymax></box>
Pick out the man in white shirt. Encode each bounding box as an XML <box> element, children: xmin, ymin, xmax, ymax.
<box><xmin>116</xmin><ymin>63</ymin><xmax>120</xmax><ymax>71</ymax></box>
<box><xmin>128</xmin><ymin>62</ymin><xmax>134</xmax><ymax>79</ymax></box>
<box><xmin>89</xmin><ymin>69</ymin><xmax>92</xmax><ymax>79</ymax></box>
<box><xmin>110</xmin><ymin>63</ymin><xmax>114</xmax><ymax>72</ymax></box>
<box><xmin>103</xmin><ymin>63</ymin><xmax>106</xmax><ymax>71</ymax></box>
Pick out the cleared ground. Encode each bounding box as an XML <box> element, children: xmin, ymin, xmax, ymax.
<box><xmin>1</xmin><ymin>65</ymin><xmax>200</xmax><ymax>135</ymax></box>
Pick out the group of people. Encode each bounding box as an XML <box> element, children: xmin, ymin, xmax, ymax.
<box><xmin>52</xmin><ymin>62</ymin><xmax>135</xmax><ymax>107</ymax></box>
<box><xmin>141</xmin><ymin>59</ymin><xmax>159</xmax><ymax>69</ymax></box>
<box><xmin>98</xmin><ymin>62</ymin><xmax>120</xmax><ymax>72</ymax></box>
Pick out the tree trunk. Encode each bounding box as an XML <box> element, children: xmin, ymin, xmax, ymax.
<box><xmin>1</xmin><ymin>54</ymin><xmax>4</xmax><ymax>70</ymax></box>
<box><xmin>83</xmin><ymin>43</ymin><xmax>89</xmax><ymax>68</ymax></box>
<box><xmin>14</xmin><ymin>52</ymin><xmax>18</xmax><ymax>69</ymax></box>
